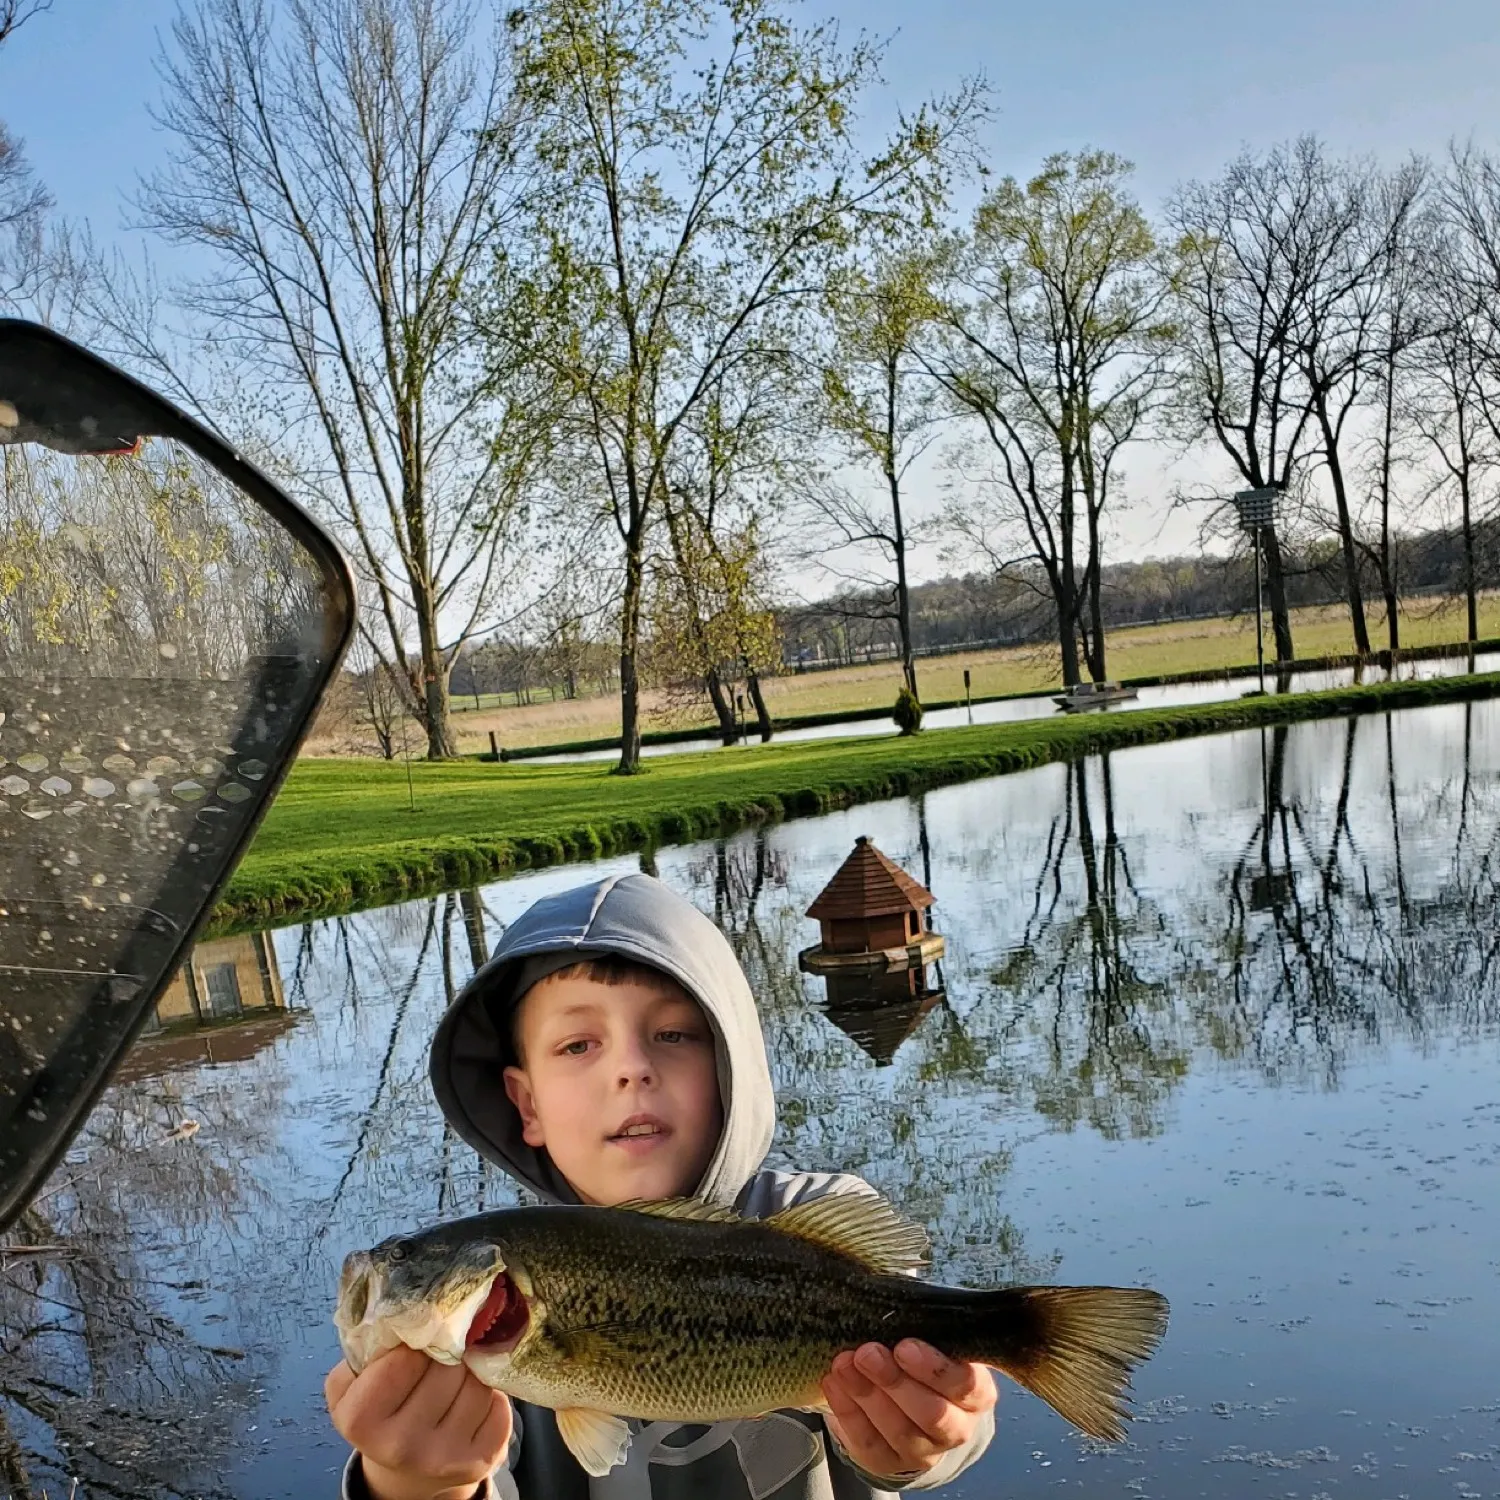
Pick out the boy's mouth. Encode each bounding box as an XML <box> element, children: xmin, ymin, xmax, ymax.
<box><xmin>607</xmin><ymin>1113</ymin><xmax>670</xmax><ymax>1145</ymax></box>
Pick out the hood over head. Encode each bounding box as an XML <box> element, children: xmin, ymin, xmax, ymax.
<box><xmin>429</xmin><ymin>873</ymin><xmax>776</xmax><ymax>1206</ymax></box>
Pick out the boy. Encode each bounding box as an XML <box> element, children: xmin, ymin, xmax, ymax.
<box><xmin>326</xmin><ymin>872</ymin><xmax>997</xmax><ymax>1499</ymax></box>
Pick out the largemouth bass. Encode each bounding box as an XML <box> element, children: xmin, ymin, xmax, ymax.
<box><xmin>334</xmin><ymin>1192</ymin><xmax>1168</xmax><ymax>1477</ymax></box>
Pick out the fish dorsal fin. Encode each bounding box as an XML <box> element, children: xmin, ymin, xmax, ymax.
<box><xmin>767</xmin><ymin>1191</ymin><xmax>930</xmax><ymax>1275</ymax></box>
<box><xmin>614</xmin><ymin>1196</ymin><xmax>742</xmax><ymax>1225</ymax></box>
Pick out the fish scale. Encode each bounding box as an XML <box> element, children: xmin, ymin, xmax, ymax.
<box><xmin>513</xmin><ymin>1211</ymin><xmax>911</xmax><ymax>1415</ymax></box>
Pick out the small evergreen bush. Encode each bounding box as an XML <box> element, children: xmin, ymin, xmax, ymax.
<box><xmin>893</xmin><ymin>686</ymin><xmax>924</xmax><ymax>735</ymax></box>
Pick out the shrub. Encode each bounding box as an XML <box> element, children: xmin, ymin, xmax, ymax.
<box><xmin>893</xmin><ymin>686</ymin><xmax>924</xmax><ymax>735</ymax></box>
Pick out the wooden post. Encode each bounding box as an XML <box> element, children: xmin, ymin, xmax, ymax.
<box><xmin>488</xmin><ymin>730</ymin><xmax>499</xmax><ymax>762</ymax></box>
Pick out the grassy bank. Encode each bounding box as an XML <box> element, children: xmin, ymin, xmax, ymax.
<box><xmin>212</xmin><ymin>670</ymin><xmax>1500</xmax><ymax>935</ymax></box>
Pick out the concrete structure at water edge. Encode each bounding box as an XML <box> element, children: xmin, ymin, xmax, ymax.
<box><xmin>799</xmin><ymin>836</ymin><xmax>945</xmax><ymax>975</ymax></box>
<box><xmin>115</xmin><ymin>931</ymin><xmax>297</xmax><ymax>1081</ymax></box>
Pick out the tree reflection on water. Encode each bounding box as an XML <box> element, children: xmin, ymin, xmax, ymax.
<box><xmin>4</xmin><ymin>700</ymin><xmax>1500</xmax><ymax>1494</ymax></box>
<box><xmin>0</xmin><ymin>1074</ymin><xmax>270</xmax><ymax>1498</ymax></box>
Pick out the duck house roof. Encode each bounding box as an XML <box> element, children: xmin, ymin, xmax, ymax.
<box><xmin>806</xmin><ymin>836</ymin><xmax>935</xmax><ymax>921</ymax></box>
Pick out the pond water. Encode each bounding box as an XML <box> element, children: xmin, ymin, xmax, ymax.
<box><xmin>528</xmin><ymin>648</ymin><xmax>1500</xmax><ymax>761</ymax></box>
<box><xmin>4</xmin><ymin>698</ymin><xmax>1500</xmax><ymax>1498</ymax></box>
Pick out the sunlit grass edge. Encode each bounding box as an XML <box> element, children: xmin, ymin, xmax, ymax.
<box><xmin>211</xmin><ymin>670</ymin><xmax>1500</xmax><ymax>936</ymax></box>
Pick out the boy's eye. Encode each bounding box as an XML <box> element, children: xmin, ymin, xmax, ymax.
<box><xmin>558</xmin><ymin>1039</ymin><xmax>593</xmax><ymax>1056</ymax></box>
<box><xmin>657</xmin><ymin>1028</ymin><xmax>698</xmax><ymax>1044</ymax></box>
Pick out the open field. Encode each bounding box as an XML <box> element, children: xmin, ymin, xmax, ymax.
<box><xmin>373</xmin><ymin>594</ymin><xmax>1500</xmax><ymax>755</ymax></box>
<box><xmin>218</xmin><ymin>669</ymin><xmax>1500</xmax><ymax>932</ymax></box>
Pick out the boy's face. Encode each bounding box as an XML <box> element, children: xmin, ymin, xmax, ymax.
<box><xmin>502</xmin><ymin>971</ymin><xmax>723</xmax><ymax>1206</ymax></box>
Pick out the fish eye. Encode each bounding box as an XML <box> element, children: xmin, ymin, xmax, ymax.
<box><xmin>385</xmin><ymin>1240</ymin><xmax>409</xmax><ymax>1263</ymax></box>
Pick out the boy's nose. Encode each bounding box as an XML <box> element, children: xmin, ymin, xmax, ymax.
<box><xmin>613</xmin><ymin>1040</ymin><xmax>656</xmax><ymax>1085</ymax></box>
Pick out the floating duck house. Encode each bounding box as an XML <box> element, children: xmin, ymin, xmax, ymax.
<box><xmin>799</xmin><ymin>836</ymin><xmax>946</xmax><ymax>976</ymax></box>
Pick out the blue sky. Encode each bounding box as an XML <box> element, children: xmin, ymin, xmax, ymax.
<box><xmin>8</xmin><ymin>0</ymin><xmax>1498</xmax><ymax>234</ymax></box>
<box><xmin>4</xmin><ymin>0</ymin><xmax>1500</xmax><ymax>564</ymax></box>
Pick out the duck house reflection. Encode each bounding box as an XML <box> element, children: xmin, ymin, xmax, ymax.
<box><xmin>818</xmin><ymin>966</ymin><xmax>945</xmax><ymax>1066</ymax></box>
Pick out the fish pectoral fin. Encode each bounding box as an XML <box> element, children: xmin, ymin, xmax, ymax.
<box><xmin>766</xmin><ymin>1190</ymin><xmax>930</xmax><ymax>1275</ymax></box>
<box><xmin>614</xmin><ymin>1195</ymin><xmax>741</xmax><ymax>1224</ymax></box>
<box><xmin>555</xmin><ymin>1406</ymin><xmax>632</xmax><ymax>1477</ymax></box>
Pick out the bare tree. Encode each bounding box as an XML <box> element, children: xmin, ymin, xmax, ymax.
<box><xmin>1408</xmin><ymin>233</ymin><xmax>1495</xmax><ymax>646</ymax></box>
<box><xmin>348</xmin><ymin>627</ymin><xmax>410</xmax><ymax>758</ymax></box>
<box><xmin>0</xmin><ymin>1</ymin><xmax>49</xmax><ymax>45</ymax></box>
<box><xmin>1434</xmin><ymin>142</ymin><xmax>1500</xmax><ymax>642</ymax></box>
<box><xmin>937</xmin><ymin>151</ymin><xmax>1172</xmax><ymax>685</ymax></box>
<box><xmin>1292</xmin><ymin>152</ymin><xmax>1423</xmax><ymax>656</ymax></box>
<box><xmin>1358</xmin><ymin>163</ymin><xmax>1436</xmax><ymax>652</ymax></box>
<box><xmin>0</xmin><ymin>1</ymin><xmax>51</xmax><ymax>304</ymax></box>
<box><xmin>816</xmin><ymin>251</ymin><xmax>947</xmax><ymax>701</ymax></box>
<box><xmin>1168</xmin><ymin>140</ymin><xmax>1336</xmax><ymax>664</ymax></box>
<box><xmin>136</xmin><ymin>0</ymin><xmax>546</xmax><ymax>758</ymax></box>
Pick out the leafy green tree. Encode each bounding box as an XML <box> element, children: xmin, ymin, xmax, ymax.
<box><xmin>506</xmin><ymin>0</ymin><xmax>980</xmax><ymax>771</ymax></box>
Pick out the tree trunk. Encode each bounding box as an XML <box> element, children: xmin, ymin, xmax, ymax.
<box><xmin>1086</xmin><ymin>532</ymin><xmax>1106</xmax><ymax>681</ymax></box>
<box><xmin>1462</xmin><ymin>472</ymin><xmax>1478</xmax><ymax>644</ymax></box>
<box><xmin>1315</xmin><ymin>400</ymin><xmax>1371</xmax><ymax>656</ymax></box>
<box><xmin>886</xmin><ymin>471</ymin><xmax>919</xmax><ymax>701</ymax></box>
<box><xmin>1378</xmin><ymin>356</ymin><xmax>1399</xmax><ymax>654</ymax></box>
<box><xmin>423</xmin><ymin>666</ymin><xmax>457</xmax><ymax>760</ymax></box>
<box><xmin>413</xmin><ymin>593</ymin><xmax>458</xmax><ymax>759</ymax></box>
<box><xmin>882</xmin><ymin>355</ymin><xmax>920</xmax><ymax>701</ymax></box>
<box><xmin>706</xmin><ymin>666</ymin><xmax>739</xmax><ymax>745</ymax></box>
<box><xmin>617</xmin><ymin>532</ymin><xmax>645</xmax><ymax>774</ymax></box>
<box><xmin>745</xmin><ymin>662</ymin><xmax>774</xmax><ymax>741</ymax></box>
<box><xmin>459</xmin><ymin>888</ymin><xmax>489</xmax><ymax>971</ymax></box>
<box><xmin>1262</xmin><ymin>523</ymin><xmax>1295</xmax><ymax>663</ymax></box>
<box><xmin>1080</xmin><ymin>433</ymin><xmax>1107</xmax><ymax>680</ymax></box>
<box><xmin>1052</xmin><ymin>570</ymin><xmax>1082</xmax><ymax>686</ymax></box>
<box><xmin>1058</xmin><ymin>475</ymin><xmax>1083</xmax><ymax>686</ymax></box>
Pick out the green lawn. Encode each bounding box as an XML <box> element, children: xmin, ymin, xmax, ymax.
<box><xmin>217</xmin><ymin>670</ymin><xmax>1500</xmax><ymax>933</ymax></box>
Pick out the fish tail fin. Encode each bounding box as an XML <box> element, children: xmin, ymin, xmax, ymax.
<box><xmin>972</xmin><ymin>1286</ymin><xmax>1169</xmax><ymax>1442</ymax></box>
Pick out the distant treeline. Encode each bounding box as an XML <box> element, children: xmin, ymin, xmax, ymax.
<box><xmin>778</xmin><ymin>517</ymin><xmax>1500</xmax><ymax>666</ymax></box>
<box><xmin>447</xmin><ymin>516</ymin><xmax>1500</xmax><ymax>700</ymax></box>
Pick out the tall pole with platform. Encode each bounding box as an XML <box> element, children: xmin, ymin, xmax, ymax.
<box><xmin>1232</xmin><ymin>486</ymin><xmax>1282</xmax><ymax>695</ymax></box>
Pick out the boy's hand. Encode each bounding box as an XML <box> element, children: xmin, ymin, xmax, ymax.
<box><xmin>822</xmin><ymin>1340</ymin><xmax>996</xmax><ymax>1482</ymax></box>
<box><xmin>325</xmin><ymin>1347</ymin><xmax>513</xmax><ymax>1500</ymax></box>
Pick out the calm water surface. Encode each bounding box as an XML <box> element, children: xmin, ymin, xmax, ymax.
<box><xmin>4</xmin><ymin>700</ymin><xmax>1500</xmax><ymax>1497</ymax></box>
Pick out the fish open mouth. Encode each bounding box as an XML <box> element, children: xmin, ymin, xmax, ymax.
<box><xmin>465</xmin><ymin>1272</ymin><xmax>528</xmax><ymax>1352</ymax></box>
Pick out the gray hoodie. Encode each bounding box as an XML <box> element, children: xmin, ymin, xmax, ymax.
<box><xmin>342</xmin><ymin>873</ymin><xmax>994</xmax><ymax>1500</ymax></box>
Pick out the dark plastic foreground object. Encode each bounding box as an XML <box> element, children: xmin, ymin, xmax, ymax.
<box><xmin>0</xmin><ymin>319</ymin><xmax>355</xmax><ymax>1232</ymax></box>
